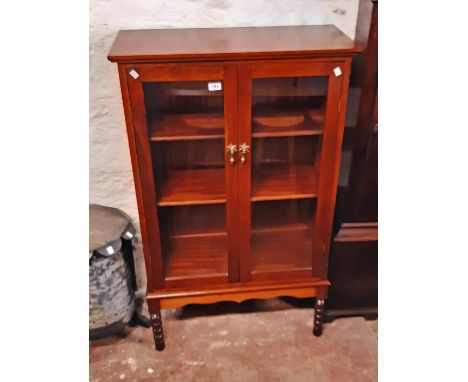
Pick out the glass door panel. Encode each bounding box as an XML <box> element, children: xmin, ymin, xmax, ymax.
<box><xmin>143</xmin><ymin>80</ymin><xmax>229</xmax><ymax>287</ymax></box>
<box><xmin>249</xmin><ymin>76</ymin><xmax>328</xmax><ymax>281</ymax></box>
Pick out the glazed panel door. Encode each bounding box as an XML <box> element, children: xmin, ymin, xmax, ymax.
<box><xmin>237</xmin><ymin>60</ymin><xmax>350</xmax><ymax>283</ymax></box>
<box><xmin>124</xmin><ymin>64</ymin><xmax>239</xmax><ymax>290</ymax></box>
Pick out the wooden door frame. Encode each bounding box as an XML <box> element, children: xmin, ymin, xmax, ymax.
<box><xmin>236</xmin><ymin>58</ymin><xmax>352</xmax><ymax>282</ymax></box>
<box><xmin>118</xmin><ymin>63</ymin><xmax>240</xmax><ymax>292</ymax></box>
<box><xmin>312</xmin><ymin>58</ymin><xmax>352</xmax><ymax>279</ymax></box>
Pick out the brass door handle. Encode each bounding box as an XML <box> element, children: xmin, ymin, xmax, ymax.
<box><xmin>226</xmin><ymin>144</ymin><xmax>237</xmax><ymax>165</ymax></box>
<box><xmin>239</xmin><ymin>143</ymin><xmax>250</xmax><ymax>164</ymax></box>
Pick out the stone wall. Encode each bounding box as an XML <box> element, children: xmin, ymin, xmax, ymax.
<box><xmin>90</xmin><ymin>0</ymin><xmax>360</xmax><ymax>291</ymax></box>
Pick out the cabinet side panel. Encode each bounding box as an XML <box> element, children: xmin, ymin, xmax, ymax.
<box><xmin>313</xmin><ymin>58</ymin><xmax>352</xmax><ymax>279</ymax></box>
<box><xmin>119</xmin><ymin>64</ymin><xmax>164</xmax><ymax>290</ymax></box>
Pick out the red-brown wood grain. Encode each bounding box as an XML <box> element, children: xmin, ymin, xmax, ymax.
<box><xmin>110</xmin><ymin>25</ymin><xmax>359</xmax><ymax>349</ymax></box>
<box><xmin>252</xmin><ymin>109</ymin><xmax>324</xmax><ymax>138</ymax></box>
<box><xmin>148</xmin><ymin>112</ymin><xmax>225</xmax><ymax>142</ymax></box>
<box><xmin>157</xmin><ymin>168</ymin><xmax>226</xmax><ymax>206</ymax></box>
<box><xmin>124</xmin><ymin>65</ymin><xmax>165</xmax><ymax>290</ymax></box>
<box><xmin>148</xmin><ymin>279</ymin><xmax>331</xmax><ymax>309</ymax></box>
<box><xmin>237</xmin><ymin>64</ymin><xmax>253</xmax><ymax>283</ymax></box>
<box><xmin>164</xmin><ymin>233</ymin><xmax>229</xmax><ymax>288</ymax></box>
<box><xmin>223</xmin><ymin>65</ymin><xmax>240</xmax><ymax>283</ymax></box>
<box><xmin>251</xmin><ymin>164</ymin><xmax>319</xmax><ymax>202</ymax></box>
<box><xmin>312</xmin><ymin>57</ymin><xmax>352</xmax><ymax>279</ymax></box>
<box><xmin>108</xmin><ymin>25</ymin><xmax>360</xmax><ymax>63</ymax></box>
<box><xmin>117</xmin><ymin>65</ymin><xmax>157</xmax><ymax>291</ymax></box>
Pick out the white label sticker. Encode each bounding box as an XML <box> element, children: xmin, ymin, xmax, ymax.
<box><xmin>129</xmin><ymin>69</ymin><xmax>139</xmax><ymax>79</ymax></box>
<box><xmin>208</xmin><ymin>82</ymin><xmax>222</xmax><ymax>91</ymax></box>
<box><xmin>106</xmin><ymin>246</ymin><xmax>115</xmax><ymax>255</ymax></box>
<box><xmin>125</xmin><ymin>231</ymin><xmax>134</xmax><ymax>239</ymax></box>
<box><xmin>333</xmin><ymin>67</ymin><xmax>342</xmax><ymax>77</ymax></box>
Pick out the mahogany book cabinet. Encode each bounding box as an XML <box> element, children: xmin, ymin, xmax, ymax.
<box><xmin>326</xmin><ymin>0</ymin><xmax>378</xmax><ymax>322</ymax></box>
<box><xmin>108</xmin><ymin>25</ymin><xmax>360</xmax><ymax>350</ymax></box>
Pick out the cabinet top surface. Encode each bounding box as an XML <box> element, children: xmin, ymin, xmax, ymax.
<box><xmin>108</xmin><ymin>25</ymin><xmax>360</xmax><ymax>63</ymax></box>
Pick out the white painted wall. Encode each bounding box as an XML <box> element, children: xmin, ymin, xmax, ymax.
<box><xmin>90</xmin><ymin>0</ymin><xmax>360</xmax><ymax>289</ymax></box>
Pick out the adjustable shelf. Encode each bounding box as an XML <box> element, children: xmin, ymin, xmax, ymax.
<box><xmin>250</xmin><ymin>224</ymin><xmax>313</xmax><ymax>280</ymax></box>
<box><xmin>252</xmin><ymin>108</ymin><xmax>324</xmax><ymax>138</ymax></box>
<box><xmin>157</xmin><ymin>168</ymin><xmax>226</xmax><ymax>206</ymax></box>
<box><xmin>251</xmin><ymin>164</ymin><xmax>319</xmax><ymax>202</ymax></box>
<box><xmin>164</xmin><ymin>233</ymin><xmax>229</xmax><ymax>288</ymax></box>
<box><xmin>149</xmin><ymin>112</ymin><xmax>225</xmax><ymax>142</ymax></box>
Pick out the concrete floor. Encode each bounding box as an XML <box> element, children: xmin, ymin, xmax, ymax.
<box><xmin>90</xmin><ymin>298</ymin><xmax>377</xmax><ymax>381</ymax></box>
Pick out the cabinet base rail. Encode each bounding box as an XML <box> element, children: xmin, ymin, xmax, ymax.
<box><xmin>147</xmin><ymin>279</ymin><xmax>330</xmax><ymax>351</ymax></box>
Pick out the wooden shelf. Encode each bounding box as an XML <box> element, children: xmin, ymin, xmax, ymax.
<box><xmin>251</xmin><ymin>165</ymin><xmax>318</xmax><ymax>202</ymax></box>
<box><xmin>149</xmin><ymin>112</ymin><xmax>225</xmax><ymax>142</ymax></box>
<box><xmin>158</xmin><ymin>168</ymin><xmax>226</xmax><ymax>206</ymax></box>
<box><xmin>253</xmin><ymin>124</ymin><xmax>322</xmax><ymax>138</ymax></box>
<box><xmin>164</xmin><ymin>233</ymin><xmax>228</xmax><ymax>287</ymax></box>
<box><xmin>170</xmin><ymin>229</ymin><xmax>227</xmax><ymax>239</ymax></box>
<box><xmin>334</xmin><ymin>222</ymin><xmax>378</xmax><ymax>242</ymax></box>
<box><xmin>251</xmin><ymin>225</ymin><xmax>312</xmax><ymax>273</ymax></box>
<box><xmin>252</xmin><ymin>223</ymin><xmax>312</xmax><ymax>235</ymax></box>
<box><xmin>252</xmin><ymin>109</ymin><xmax>324</xmax><ymax>138</ymax></box>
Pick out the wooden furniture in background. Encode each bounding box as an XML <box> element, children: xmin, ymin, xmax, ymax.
<box><xmin>108</xmin><ymin>25</ymin><xmax>360</xmax><ymax>350</ymax></box>
<box><xmin>325</xmin><ymin>0</ymin><xmax>378</xmax><ymax>322</ymax></box>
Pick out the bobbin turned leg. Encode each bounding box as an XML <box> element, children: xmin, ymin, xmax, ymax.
<box><xmin>313</xmin><ymin>298</ymin><xmax>325</xmax><ymax>337</ymax></box>
<box><xmin>148</xmin><ymin>300</ymin><xmax>165</xmax><ymax>351</ymax></box>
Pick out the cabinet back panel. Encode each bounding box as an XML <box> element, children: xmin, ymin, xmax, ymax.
<box><xmin>143</xmin><ymin>81</ymin><xmax>224</xmax><ymax>114</ymax></box>
<box><xmin>252</xmin><ymin>199</ymin><xmax>316</xmax><ymax>230</ymax></box>
<box><xmin>158</xmin><ymin>204</ymin><xmax>226</xmax><ymax>238</ymax></box>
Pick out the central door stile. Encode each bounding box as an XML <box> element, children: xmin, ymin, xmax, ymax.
<box><xmin>237</xmin><ymin>65</ymin><xmax>253</xmax><ymax>283</ymax></box>
<box><xmin>224</xmin><ymin>65</ymin><xmax>241</xmax><ymax>283</ymax></box>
